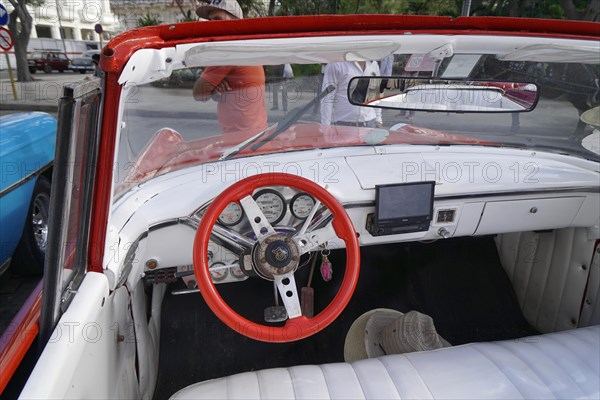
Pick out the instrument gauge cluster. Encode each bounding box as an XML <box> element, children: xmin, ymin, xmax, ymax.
<box><xmin>215</xmin><ymin>188</ymin><xmax>318</xmax><ymax>238</ymax></box>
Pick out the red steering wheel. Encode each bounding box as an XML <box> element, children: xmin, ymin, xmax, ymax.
<box><xmin>193</xmin><ymin>173</ymin><xmax>360</xmax><ymax>343</ymax></box>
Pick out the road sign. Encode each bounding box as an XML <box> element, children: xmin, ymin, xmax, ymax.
<box><xmin>0</xmin><ymin>4</ymin><xmax>9</xmax><ymax>26</ymax></box>
<box><xmin>0</xmin><ymin>26</ymin><xmax>13</xmax><ymax>51</ymax></box>
<box><xmin>95</xmin><ymin>23</ymin><xmax>103</xmax><ymax>34</ymax></box>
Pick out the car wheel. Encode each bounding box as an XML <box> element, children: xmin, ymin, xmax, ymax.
<box><xmin>79</xmin><ymin>70</ymin><xmax>87</xmax><ymax>74</ymax></box>
<box><xmin>58</xmin><ymin>69</ymin><xmax>64</xmax><ymax>73</ymax></box>
<box><xmin>29</xmin><ymin>67</ymin><xmax>37</xmax><ymax>74</ymax></box>
<box><xmin>43</xmin><ymin>64</ymin><xmax>52</xmax><ymax>73</ymax></box>
<box><xmin>12</xmin><ymin>176</ymin><xmax>51</xmax><ymax>275</ymax></box>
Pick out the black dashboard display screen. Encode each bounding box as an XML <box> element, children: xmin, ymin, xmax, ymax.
<box><xmin>372</xmin><ymin>181</ymin><xmax>435</xmax><ymax>235</ymax></box>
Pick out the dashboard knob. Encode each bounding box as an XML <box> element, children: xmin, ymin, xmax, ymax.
<box><xmin>438</xmin><ymin>227</ymin><xmax>451</xmax><ymax>239</ymax></box>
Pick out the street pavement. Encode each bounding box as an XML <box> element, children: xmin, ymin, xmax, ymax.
<box><xmin>1</xmin><ymin>70</ymin><xmax>85</xmax><ymax>114</ymax></box>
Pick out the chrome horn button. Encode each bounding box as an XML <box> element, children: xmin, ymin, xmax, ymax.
<box><xmin>252</xmin><ymin>233</ymin><xmax>300</xmax><ymax>280</ymax></box>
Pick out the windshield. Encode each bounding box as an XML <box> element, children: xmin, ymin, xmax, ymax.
<box><xmin>115</xmin><ymin>35</ymin><xmax>599</xmax><ymax>198</ymax></box>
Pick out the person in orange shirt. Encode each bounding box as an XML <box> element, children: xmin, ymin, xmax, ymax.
<box><xmin>193</xmin><ymin>0</ymin><xmax>268</xmax><ymax>140</ymax></box>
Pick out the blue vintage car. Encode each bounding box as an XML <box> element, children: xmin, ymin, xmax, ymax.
<box><xmin>0</xmin><ymin>112</ymin><xmax>56</xmax><ymax>275</ymax></box>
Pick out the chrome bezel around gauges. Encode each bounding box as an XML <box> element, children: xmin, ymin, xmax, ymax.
<box><xmin>209</xmin><ymin>262</ymin><xmax>229</xmax><ymax>282</ymax></box>
<box><xmin>230</xmin><ymin>264</ymin><xmax>246</xmax><ymax>279</ymax></box>
<box><xmin>252</xmin><ymin>189</ymin><xmax>286</xmax><ymax>225</ymax></box>
<box><xmin>217</xmin><ymin>201</ymin><xmax>245</xmax><ymax>226</ymax></box>
<box><xmin>290</xmin><ymin>193</ymin><xmax>316</xmax><ymax>219</ymax></box>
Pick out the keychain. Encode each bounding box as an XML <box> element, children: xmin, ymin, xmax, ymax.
<box><xmin>320</xmin><ymin>243</ymin><xmax>333</xmax><ymax>282</ymax></box>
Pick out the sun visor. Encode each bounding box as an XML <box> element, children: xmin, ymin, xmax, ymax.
<box><xmin>183</xmin><ymin>41</ymin><xmax>400</xmax><ymax>67</ymax></box>
<box><xmin>499</xmin><ymin>44</ymin><xmax>600</xmax><ymax>64</ymax></box>
<box><xmin>118</xmin><ymin>48</ymin><xmax>179</xmax><ymax>86</ymax></box>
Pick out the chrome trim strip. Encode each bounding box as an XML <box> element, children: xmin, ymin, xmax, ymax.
<box><xmin>0</xmin><ymin>162</ymin><xmax>53</xmax><ymax>198</ymax></box>
<box><xmin>211</xmin><ymin>224</ymin><xmax>255</xmax><ymax>253</ymax></box>
<box><xmin>172</xmin><ymin>287</ymin><xmax>200</xmax><ymax>295</ymax></box>
<box><xmin>191</xmin><ymin>200</ymin><xmax>212</xmax><ymax>217</ymax></box>
<box><xmin>147</xmin><ymin>217</ymin><xmax>254</xmax><ymax>255</ymax></box>
<box><xmin>434</xmin><ymin>186</ymin><xmax>600</xmax><ymax>201</ymax></box>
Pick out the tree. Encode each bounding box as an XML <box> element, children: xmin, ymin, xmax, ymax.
<box><xmin>237</xmin><ymin>0</ymin><xmax>267</xmax><ymax>17</ymax></box>
<box><xmin>181</xmin><ymin>0</ymin><xmax>265</xmax><ymax>18</ymax></box>
<box><xmin>7</xmin><ymin>0</ymin><xmax>44</xmax><ymax>82</ymax></box>
<box><xmin>560</xmin><ymin>0</ymin><xmax>600</xmax><ymax>20</ymax></box>
<box><xmin>178</xmin><ymin>9</ymin><xmax>197</xmax><ymax>23</ymax></box>
<box><xmin>470</xmin><ymin>0</ymin><xmax>599</xmax><ymax>20</ymax></box>
<box><xmin>172</xmin><ymin>0</ymin><xmax>204</xmax><ymax>22</ymax></box>
<box><xmin>137</xmin><ymin>13</ymin><xmax>163</xmax><ymax>27</ymax></box>
<box><xmin>276</xmin><ymin>0</ymin><xmax>459</xmax><ymax>16</ymax></box>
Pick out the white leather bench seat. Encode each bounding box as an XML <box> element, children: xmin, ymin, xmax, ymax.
<box><xmin>171</xmin><ymin>325</ymin><xmax>600</xmax><ymax>399</ymax></box>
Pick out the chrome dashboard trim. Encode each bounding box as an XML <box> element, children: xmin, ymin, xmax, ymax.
<box><xmin>150</xmin><ymin>217</ymin><xmax>255</xmax><ymax>254</ymax></box>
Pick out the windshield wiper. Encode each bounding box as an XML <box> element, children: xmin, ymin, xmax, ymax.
<box><xmin>220</xmin><ymin>85</ymin><xmax>334</xmax><ymax>161</ymax></box>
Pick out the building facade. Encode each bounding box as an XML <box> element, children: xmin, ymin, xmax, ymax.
<box><xmin>5</xmin><ymin>0</ymin><xmax>120</xmax><ymax>43</ymax></box>
<box><xmin>110</xmin><ymin>0</ymin><xmax>199</xmax><ymax>31</ymax></box>
<box><xmin>1</xmin><ymin>1</ymin><xmax>120</xmax><ymax>69</ymax></box>
<box><xmin>110</xmin><ymin>0</ymin><xmax>271</xmax><ymax>31</ymax></box>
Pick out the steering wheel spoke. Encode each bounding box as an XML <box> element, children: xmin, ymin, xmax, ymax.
<box><xmin>210</xmin><ymin>224</ymin><xmax>255</xmax><ymax>255</ymax></box>
<box><xmin>274</xmin><ymin>273</ymin><xmax>302</xmax><ymax>319</ymax></box>
<box><xmin>240</xmin><ymin>195</ymin><xmax>276</xmax><ymax>241</ymax></box>
<box><xmin>294</xmin><ymin>224</ymin><xmax>337</xmax><ymax>255</ymax></box>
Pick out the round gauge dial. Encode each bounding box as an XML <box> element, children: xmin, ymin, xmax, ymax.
<box><xmin>290</xmin><ymin>193</ymin><xmax>316</xmax><ymax>219</ymax></box>
<box><xmin>253</xmin><ymin>189</ymin><xmax>286</xmax><ymax>225</ymax></box>
<box><xmin>230</xmin><ymin>264</ymin><xmax>246</xmax><ymax>279</ymax></box>
<box><xmin>218</xmin><ymin>202</ymin><xmax>244</xmax><ymax>226</ymax></box>
<box><xmin>209</xmin><ymin>262</ymin><xmax>229</xmax><ymax>282</ymax></box>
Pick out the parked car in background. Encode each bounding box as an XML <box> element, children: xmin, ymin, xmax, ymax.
<box><xmin>27</xmin><ymin>51</ymin><xmax>70</xmax><ymax>74</ymax></box>
<box><xmin>0</xmin><ymin>112</ymin><xmax>56</xmax><ymax>276</ymax></box>
<box><xmin>70</xmin><ymin>50</ymin><xmax>100</xmax><ymax>74</ymax></box>
<box><xmin>1</xmin><ymin>14</ymin><xmax>599</xmax><ymax>399</ymax></box>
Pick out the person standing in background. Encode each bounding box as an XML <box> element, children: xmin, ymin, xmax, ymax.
<box><xmin>269</xmin><ymin>63</ymin><xmax>294</xmax><ymax>113</ymax></box>
<box><xmin>320</xmin><ymin>61</ymin><xmax>383</xmax><ymax>128</ymax></box>
<box><xmin>379</xmin><ymin>54</ymin><xmax>394</xmax><ymax>93</ymax></box>
<box><xmin>313</xmin><ymin>64</ymin><xmax>326</xmax><ymax>114</ymax></box>
<box><xmin>192</xmin><ymin>0</ymin><xmax>267</xmax><ymax>139</ymax></box>
<box><xmin>281</xmin><ymin>63</ymin><xmax>294</xmax><ymax>113</ymax></box>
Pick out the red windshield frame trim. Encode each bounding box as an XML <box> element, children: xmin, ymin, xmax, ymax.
<box><xmin>88</xmin><ymin>74</ymin><xmax>121</xmax><ymax>273</ymax></box>
<box><xmin>100</xmin><ymin>15</ymin><xmax>599</xmax><ymax>75</ymax></box>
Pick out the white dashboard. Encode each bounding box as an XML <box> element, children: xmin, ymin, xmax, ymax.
<box><xmin>104</xmin><ymin>145</ymin><xmax>600</xmax><ymax>290</ymax></box>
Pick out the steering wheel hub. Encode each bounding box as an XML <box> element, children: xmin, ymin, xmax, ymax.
<box><xmin>253</xmin><ymin>233</ymin><xmax>299</xmax><ymax>279</ymax></box>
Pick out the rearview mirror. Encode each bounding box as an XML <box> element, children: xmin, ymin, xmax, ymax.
<box><xmin>348</xmin><ymin>77</ymin><xmax>539</xmax><ymax>113</ymax></box>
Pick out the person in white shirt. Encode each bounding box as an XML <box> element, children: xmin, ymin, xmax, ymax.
<box><xmin>320</xmin><ymin>61</ymin><xmax>383</xmax><ymax>128</ymax></box>
<box><xmin>379</xmin><ymin>54</ymin><xmax>393</xmax><ymax>76</ymax></box>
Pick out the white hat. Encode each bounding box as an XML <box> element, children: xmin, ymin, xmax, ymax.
<box><xmin>344</xmin><ymin>309</ymin><xmax>450</xmax><ymax>362</ymax></box>
<box><xmin>196</xmin><ymin>0</ymin><xmax>243</xmax><ymax>20</ymax></box>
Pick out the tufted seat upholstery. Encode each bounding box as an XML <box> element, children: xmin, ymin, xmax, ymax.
<box><xmin>171</xmin><ymin>325</ymin><xmax>600</xmax><ymax>399</ymax></box>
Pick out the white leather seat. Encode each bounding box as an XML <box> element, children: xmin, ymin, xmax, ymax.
<box><xmin>171</xmin><ymin>325</ymin><xmax>600</xmax><ymax>399</ymax></box>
